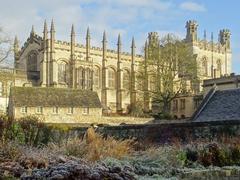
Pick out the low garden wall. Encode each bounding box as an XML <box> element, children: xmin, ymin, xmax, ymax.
<box><xmin>97</xmin><ymin>120</ymin><xmax>240</xmax><ymax>143</ymax></box>
<box><xmin>47</xmin><ymin>120</ymin><xmax>240</xmax><ymax>144</ymax></box>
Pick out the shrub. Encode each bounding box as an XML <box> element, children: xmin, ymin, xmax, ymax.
<box><xmin>0</xmin><ymin>115</ymin><xmax>22</xmax><ymax>143</ymax></box>
<box><xmin>0</xmin><ymin>142</ymin><xmax>22</xmax><ymax>162</ymax></box>
<box><xmin>185</xmin><ymin>148</ymin><xmax>198</xmax><ymax>162</ymax></box>
<box><xmin>59</xmin><ymin>127</ymin><xmax>134</xmax><ymax>162</ymax></box>
<box><xmin>18</xmin><ymin>116</ymin><xmax>45</xmax><ymax>146</ymax></box>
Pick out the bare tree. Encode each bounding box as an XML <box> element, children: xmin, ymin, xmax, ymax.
<box><xmin>138</xmin><ymin>33</ymin><xmax>199</xmax><ymax>115</ymax></box>
<box><xmin>0</xmin><ymin>27</ymin><xmax>12</xmax><ymax>64</ymax></box>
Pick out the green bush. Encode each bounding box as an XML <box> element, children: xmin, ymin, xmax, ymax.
<box><xmin>18</xmin><ymin>116</ymin><xmax>46</xmax><ymax>146</ymax></box>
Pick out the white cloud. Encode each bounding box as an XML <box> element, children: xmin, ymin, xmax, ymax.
<box><xmin>0</xmin><ymin>0</ymin><xmax>191</xmax><ymax>58</ymax></box>
<box><xmin>180</xmin><ymin>2</ymin><xmax>206</xmax><ymax>12</ymax></box>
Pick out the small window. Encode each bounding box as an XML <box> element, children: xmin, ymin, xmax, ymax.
<box><xmin>68</xmin><ymin>107</ymin><xmax>73</xmax><ymax>114</ymax></box>
<box><xmin>21</xmin><ymin>106</ymin><xmax>27</xmax><ymax>114</ymax></box>
<box><xmin>180</xmin><ymin>99</ymin><xmax>186</xmax><ymax>110</ymax></box>
<box><xmin>53</xmin><ymin>107</ymin><xmax>58</xmax><ymax>114</ymax></box>
<box><xmin>36</xmin><ymin>106</ymin><xmax>43</xmax><ymax>114</ymax></box>
<box><xmin>82</xmin><ymin>107</ymin><xmax>89</xmax><ymax>115</ymax></box>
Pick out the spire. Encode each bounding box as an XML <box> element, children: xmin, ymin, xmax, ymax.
<box><xmin>103</xmin><ymin>30</ymin><xmax>107</xmax><ymax>42</ymax></box>
<box><xmin>204</xmin><ymin>30</ymin><xmax>207</xmax><ymax>40</ymax></box>
<box><xmin>117</xmin><ymin>34</ymin><xmax>121</xmax><ymax>46</ymax></box>
<box><xmin>30</xmin><ymin>25</ymin><xmax>35</xmax><ymax>36</ymax></box>
<box><xmin>71</xmin><ymin>24</ymin><xmax>75</xmax><ymax>36</ymax></box>
<box><xmin>43</xmin><ymin>20</ymin><xmax>48</xmax><ymax>39</ymax></box>
<box><xmin>14</xmin><ymin>36</ymin><xmax>19</xmax><ymax>46</ymax></box>
<box><xmin>131</xmin><ymin>37</ymin><xmax>136</xmax><ymax>48</ymax></box>
<box><xmin>86</xmin><ymin>27</ymin><xmax>90</xmax><ymax>39</ymax></box>
<box><xmin>50</xmin><ymin>19</ymin><xmax>55</xmax><ymax>32</ymax></box>
<box><xmin>44</xmin><ymin>20</ymin><xmax>47</xmax><ymax>32</ymax></box>
<box><xmin>86</xmin><ymin>27</ymin><xmax>90</xmax><ymax>62</ymax></box>
<box><xmin>14</xmin><ymin>36</ymin><xmax>19</xmax><ymax>52</ymax></box>
<box><xmin>211</xmin><ymin>32</ymin><xmax>214</xmax><ymax>42</ymax></box>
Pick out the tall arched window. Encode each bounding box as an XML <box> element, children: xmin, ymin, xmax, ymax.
<box><xmin>108</xmin><ymin>68</ymin><xmax>115</xmax><ymax>89</ymax></box>
<box><xmin>202</xmin><ymin>58</ymin><xmax>208</xmax><ymax>76</ymax></box>
<box><xmin>93</xmin><ymin>66</ymin><xmax>100</xmax><ymax>88</ymax></box>
<box><xmin>216</xmin><ymin>59</ymin><xmax>222</xmax><ymax>77</ymax></box>
<box><xmin>27</xmin><ymin>52</ymin><xmax>38</xmax><ymax>72</ymax></box>
<box><xmin>58</xmin><ymin>61</ymin><xmax>68</xmax><ymax>84</ymax></box>
<box><xmin>77</xmin><ymin>67</ymin><xmax>84</xmax><ymax>89</ymax></box>
<box><xmin>123</xmin><ymin>70</ymin><xmax>130</xmax><ymax>90</ymax></box>
<box><xmin>27</xmin><ymin>52</ymin><xmax>39</xmax><ymax>80</ymax></box>
<box><xmin>85</xmin><ymin>68</ymin><xmax>92</xmax><ymax>90</ymax></box>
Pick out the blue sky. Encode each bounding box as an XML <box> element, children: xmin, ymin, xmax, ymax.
<box><xmin>1</xmin><ymin>0</ymin><xmax>240</xmax><ymax>73</ymax></box>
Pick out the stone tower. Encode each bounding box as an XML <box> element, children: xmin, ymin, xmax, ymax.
<box><xmin>219</xmin><ymin>29</ymin><xmax>231</xmax><ymax>49</ymax></box>
<box><xmin>186</xmin><ymin>20</ymin><xmax>198</xmax><ymax>42</ymax></box>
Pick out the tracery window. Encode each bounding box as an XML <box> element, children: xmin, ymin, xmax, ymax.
<box><xmin>93</xmin><ymin>67</ymin><xmax>100</xmax><ymax>88</ymax></box>
<box><xmin>85</xmin><ymin>68</ymin><xmax>92</xmax><ymax>90</ymax></box>
<box><xmin>123</xmin><ymin>70</ymin><xmax>130</xmax><ymax>90</ymax></box>
<box><xmin>27</xmin><ymin>52</ymin><xmax>38</xmax><ymax>72</ymax></box>
<box><xmin>108</xmin><ymin>68</ymin><xmax>116</xmax><ymax>89</ymax></box>
<box><xmin>58</xmin><ymin>62</ymin><xmax>68</xmax><ymax>84</ymax></box>
<box><xmin>77</xmin><ymin>67</ymin><xmax>84</xmax><ymax>89</ymax></box>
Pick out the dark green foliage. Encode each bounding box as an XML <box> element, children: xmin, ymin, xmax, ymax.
<box><xmin>186</xmin><ymin>148</ymin><xmax>198</xmax><ymax>162</ymax></box>
<box><xmin>152</xmin><ymin>112</ymin><xmax>173</xmax><ymax>120</ymax></box>
<box><xmin>0</xmin><ymin>115</ymin><xmax>22</xmax><ymax>143</ymax></box>
<box><xmin>18</xmin><ymin>116</ymin><xmax>45</xmax><ymax>146</ymax></box>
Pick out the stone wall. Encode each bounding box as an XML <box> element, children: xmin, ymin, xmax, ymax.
<box><xmin>45</xmin><ymin>120</ymin><xmax>240</xmax><ymax>144</ymax></box>
<box><xmin>97</xmin><ymin>120</ymin><xmax>240</xmax><ymax>143</ymax></box>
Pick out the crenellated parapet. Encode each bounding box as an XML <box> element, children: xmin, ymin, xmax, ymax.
<box><xmin>195</xmin><ymin>40</ymin><xmax>231</xmax><ymax>53</ymax></box>
<box><xmin>185</xmin><ymin>20</ymin><xmax>231</xmax><ymax>53</ymax></box>
<box><xmin>18</xmin><ymin>34</ymin><xmax>42</xmax><ymax>57</ymax></box>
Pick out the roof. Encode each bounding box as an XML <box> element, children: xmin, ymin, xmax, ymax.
<box><xmin>10</xmin><ymin>87</ymin><xmax>102</xmax><ymax>108</ymax></box>
<box><xmin>192</xmin><ymin>88</ymin><xmax>240</xmax><ymax>122</ymax></box>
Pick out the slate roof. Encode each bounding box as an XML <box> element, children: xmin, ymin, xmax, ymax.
<box><xmin>192</xmin><ymin>88</ymin><xmax>240</xmax><ymax>122</ymax></box>
<box><xmin>10</xmin><ymin>87</ymin><xmax>102</xmax><ymax>108</ymax></box>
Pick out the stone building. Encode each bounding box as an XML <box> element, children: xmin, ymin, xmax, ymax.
<box><xmin>192</xmin><ymin>74</ymin><xmax>240</xmax><ymax>122</ymax></box>
<box><xmin>2</xmin><ymin>19</ymin><xmax>232</xmax><ymax>119</ymax></box>
<box><xmin>8</xmin><ymin>87</ymin><xmax>102</xmax><ymax>123</ymax></box>
<box><xmin>171</xmin><ymin>20</ymin><xmax>232</xmax><ymax>118</ymax></box>
<box><xmin>0</xmin><ymin>67</ymin><xmax>29</xmax><ymax>114</ymax></box>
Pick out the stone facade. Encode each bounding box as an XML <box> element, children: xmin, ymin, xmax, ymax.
<box><xmin>0</xmin><ymin>67</ymin><xmax>29</xmax><ymax>114</ymax></box>
<box><xmin>8</xmin><ymin>86</ymin><xmax>102</xmax><ymax>122</ymax></box>
<box><xmin>12</xmin><ymin>106</ymin><xmax>102</xmax><ymax>123</ymax></box>
<box><xmin>171</xmin><ymin>20</ymin><xmax>232</xmax><ymax>118</ymax></box>
<box><xmin>7</xmin><ymin>19</ymin><xmax>232</xmax><ymax>119</ymax></box>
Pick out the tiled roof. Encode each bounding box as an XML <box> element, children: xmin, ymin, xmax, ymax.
<box><xmin>192</xmin><ymin>88</ymin><xmax>240</xmax><ymax>122</ymax></box>
<box><xmin>10</xmin><ymin>87</ymin><xmax>102</xmax><ymax>108</ymax></box>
